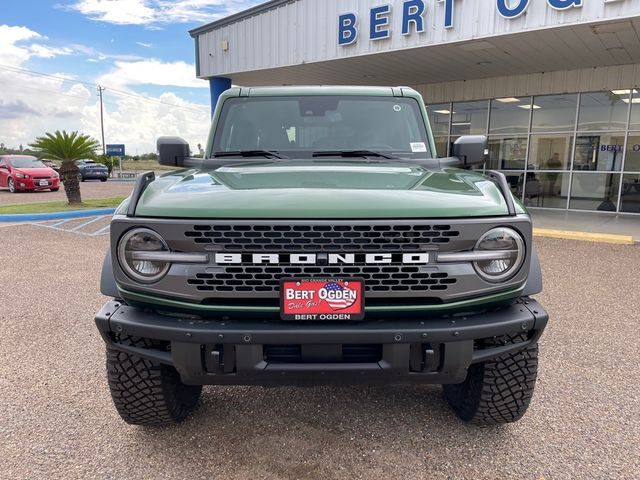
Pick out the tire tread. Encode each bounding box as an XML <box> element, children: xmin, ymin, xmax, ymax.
<box><xmin>106</xmin><ymin>336</ymin><xmax>201</xmax><ymax>426</ymax></box>
<box><xmin>444</xmin><ymin>333</ymin><xmax>538</xmax><ymax>424</ymax></box>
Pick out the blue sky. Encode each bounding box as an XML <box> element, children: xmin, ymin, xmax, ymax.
<box><xmin>0</xmin><ymin>0</ymin><xmax>262</xmax><ymax>153</ymax></box>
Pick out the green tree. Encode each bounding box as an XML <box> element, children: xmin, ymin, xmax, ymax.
<box><xmin>30</xmin><ymin>130</ymin><xmax>101</xmax><ymax>204</ymax></box>
<box><xmin>95</xmin><ymin>154</ymin><xmax>114</xmax><ymax>175</ymax></box>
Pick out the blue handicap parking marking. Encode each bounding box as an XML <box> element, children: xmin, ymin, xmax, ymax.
<box><xmin>32</xmin><ymin>215</ymin><xmax>111</xmax><ymax>236</ymax></box>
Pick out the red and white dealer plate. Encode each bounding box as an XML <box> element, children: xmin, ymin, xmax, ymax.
<box><xmin>280</xmin><ymin>278</ymin><xmax>365</xmax><ymax>321</ymax></box>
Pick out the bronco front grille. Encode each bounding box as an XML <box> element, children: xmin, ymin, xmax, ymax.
<box><xmin>184</xmin><ymin>224</ymin><xmax>460</xmax><ymax>251</ymax></box>
<box><xmin>113</xmin><ymin>217</ymin><xmax>531</xmax><ymax>303</ymax></box>
<box><xmin>187</xmin><ymin>265</ymin><xmax>457</xmax><ymax>294</ymax></box>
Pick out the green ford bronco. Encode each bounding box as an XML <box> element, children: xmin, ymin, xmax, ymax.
<box><xmin>96</xmin><ymin>86</ymin><xmax>548</xmax><ymax>426</ymax></box>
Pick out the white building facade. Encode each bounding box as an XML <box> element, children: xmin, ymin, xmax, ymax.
<box><xmin>191</xmin><ymin>0</ymin><xmax>640</xmax><ymax>214</ymax></box>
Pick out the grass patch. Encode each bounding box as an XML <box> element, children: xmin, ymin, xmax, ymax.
<box><xmin>120</xmin><ymin>160</ymin><xmax>175</xmax><ymax>171</ymax></box>
<box><xmin>0</xmin><ymin>197</ymin><xmax>125</xmax><ymax>215</ymax></box>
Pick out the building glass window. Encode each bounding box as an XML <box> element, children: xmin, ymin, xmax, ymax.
<box><xmin>429</xmin><ymin>88</ymin><xmax>640</xmax><ymax>213</ymax></box>
<box><xmin>488</xmin><ymin>137</ymin><xmax>527</xmax><ymax>170</ymax></box>
<box><xmin>578</xmin><ymin>91</ymin><xmax>629</xmax><ymax>132</ymax></box>
<box><xmin>448</xmin><ymin>136</ymin><xmax>460</xmax><ymax>155</ymax></box>
<box><xmin>569</xmin><ymin>173</ymin><xmax>621</xmax><ymax>211</ymax></box>
<box><xmin>629</xmin><ymin>90</ymin><xmax>640</xmax><ymax>131</ymax></box>
<box><xmin>433</xmin><ymin>136</ymin><xmax>449</xmax><ymax>158</ymax></box>
<box><xmin>620</xmin><ymin>174</ymin><xmax>640</xmax><ymax>213</ymax></box>
<box><xmin>531</xmin><ymin>94</ymin><xmax>578</xmax><ymax>133</ymax></box>
<box><xmin>489</xmin><ymin>97</ymin><xmax>531</xmax><ymax>134</ymax></box>
<box><xmin>523</xmin><ymin>172</ymin><xmax>571</xmax><ymax>209</ymax></box>
<box><xmin>425</xmin><ymin>103</ymin><xmax>451</xmax><ymax>136</ymax></box>
<box><xmin>450</xmin><ymin>101</ymin><xmax>489</xmax><ymax>136</ymax></box>
<box><xmin>573</xmin><ymin>133</ymin><xmax>625</xmax><ymax>171</ymax></box>
<box><xmin>625</xmin><ymin>134</ymin><xmax>640</xmax><ymax>172</ymax></box>
<box><xmin>529</xmin><ymin>134</ymin><xmax>573</xmax><ymax>170</ymax></box>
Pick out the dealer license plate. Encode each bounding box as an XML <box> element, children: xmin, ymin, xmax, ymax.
<box><xmin>280</xmin><ymin>278</ymin><xmax>365</xmax><ymax>321</ymax></box>
<box><xmin>39</xmin><ymin>180</ymin><xmax>49</xmax><ymax>186</ymax></box>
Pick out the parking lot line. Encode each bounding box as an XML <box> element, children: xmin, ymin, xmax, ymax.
<box><xmin>46</xmin><ymin>218</ymin><xmax>76</xmax><ymax>228</ymax></box>
<box><xmin>90</xmin><ymin>224</ymin><xmax>112</xmax><ymax>237</ymax></box>
<box><xmin>31</xmin><ymin>215</ymin><xmax>111</xmax><ymax>236</ymax></box>
<box><xmin>68</xmin><ymin>216</ymin><xmax>106</xmax><ymax>232</ymax></box>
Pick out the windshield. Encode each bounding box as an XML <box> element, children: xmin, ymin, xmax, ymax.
<box><xmin>10</xmin><ymin>157</ymin><xmax>45</xmax><ymax>168</ymax></box>
<box><xmin>212</xmin><ymin>96</ymin><xmax>432</xmax><ymax>158</ymax></box>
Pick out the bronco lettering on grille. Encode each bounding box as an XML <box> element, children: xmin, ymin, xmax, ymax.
<box><xmin>214</xmin><ymin>253</ymin><xmax>431</xmax><ymax>265</ymax></box>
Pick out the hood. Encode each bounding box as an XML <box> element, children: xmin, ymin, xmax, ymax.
<box><xmin>133</xmin><ymin>160</ymin><xmax>520</xmax><ymax>219</ymax></box>
<box><xmin>15</xmin><ymin>167</ymin><xmax>57</xmax><ymax>176</ymax></box>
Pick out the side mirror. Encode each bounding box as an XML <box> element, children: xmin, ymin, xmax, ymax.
<box><xmin>452</xmin><ymin>135</ymin><xmax>488</xmax><ymax>167</ymax></box>
<box><xmin>157</xmin><ymin>136</ymin><xmax>190</xmax><ymax>167</ymax></box>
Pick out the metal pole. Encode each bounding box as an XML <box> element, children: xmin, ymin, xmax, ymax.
<box><xmin>98</xmin><ymin>86</ymin><xmax>106</xmax><ymax>155</ymax></box>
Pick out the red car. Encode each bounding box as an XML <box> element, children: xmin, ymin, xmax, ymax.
<box><xmin>0</xmin><ymin>155</ymin><xmax>60</xmax><ymax>193</ymax></box>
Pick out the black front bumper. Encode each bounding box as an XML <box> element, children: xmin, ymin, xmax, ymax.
<box><xmin>95</xmin><ymin>299</ymin><xmax>548</xmax><ymax>386</ymax></box>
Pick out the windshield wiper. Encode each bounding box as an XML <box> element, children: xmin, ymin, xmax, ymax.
<box><xmin>213</xmin><ymin>150</ymin><xmax>288</xmax><ymax>159</ymax></box>
<box><xmin>312</xmin><ymin>150</ymin><xmax>398</xmax><ymax>160</ymax></box>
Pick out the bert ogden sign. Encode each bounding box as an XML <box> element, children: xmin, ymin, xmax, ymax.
<box><xmin>339</xmin><ymin>0</ymin><xmax>597</xmax><ymax>46</ymax></box>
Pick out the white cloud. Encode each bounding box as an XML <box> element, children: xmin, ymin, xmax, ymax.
<box><xmin>101</xmin><ymin>91</ymin><xmax>210</xmax><ymax>153</ymax></box>
<box><xmin>0</xmin><ymin>66</ymin><xmax>210</xmax><ymax>154</ymax></box>
<box><xmin>0</xmin><ymin>25</ymin><xmax>80</xmax><ymax>68</ymax></box>
<box><xmin>0</xmin><ymin>25</ymin><xmax>42</xmax><ymax>65</ymax></box>
<box><xmin>0</xmin><ymin>24</ymin><xmax>210</xmax><ymax>154</ymax></box>
<box><xmin>68</xmin><ymin>0</ymin><xmax>261</xmax><ymax>25</ymax></box>
<box><xmin>29</xmin><ymin>44</ymin><xmax>74</xmax><ymax>58</ymax></box>
<box><xmin>136</xmin><ymin>41</ymin><xmax>153</xmax><ymax>48</ymax></box>
<box><xmin>0</xmin><ymin>25</ymin><xmax>69</xmax><ymax>66</ymax></box>
<box><xmin>69</xmin><ymin>43</ymin><xmax>148</xmax><ymax>62</ymax></box>
<box><xmin>68</xmin><ymin>0</ymin><xmax>156</xmax><ymax>25</ymax></box>
<box><xmin>98</xmin><ymin>59</ymin><xmax>207</xmax><ymax>89</ymax></box>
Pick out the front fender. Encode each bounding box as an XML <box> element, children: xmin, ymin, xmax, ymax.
<box><xmin>523</xmin><ymin>247</ymin><xmax>543</xmax><ymax>296</ymax></box>
<box><xmin>100</xmin><ymin>251</ymin><xmax>119</xmax><ymax>298</ymax></box>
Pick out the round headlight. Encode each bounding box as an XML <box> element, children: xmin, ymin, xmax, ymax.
<box><xmin>117</xmin><ymin>228</ymin><xmax>170</xmax><ymax>283</ymax></box>
<box><xmin>474</xmin><ymin>227</ymin><xmax>525</xmax><ymax>282</ymax></box>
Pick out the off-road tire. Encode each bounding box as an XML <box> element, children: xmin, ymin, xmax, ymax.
<box><xmin>106</xmin><ymin>336</ymin><xmax>202</xmax><ymax>426</ymax></box>
<box><xmin>443</xmin><ymin>333</ymin><xmax>538</xmax><ymax>424</ymax></box>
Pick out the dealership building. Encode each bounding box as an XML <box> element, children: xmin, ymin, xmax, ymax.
<box><xmin>190</xmin><ymin>0</ymin><xmax>640</xmax><ymax>214</ymax></box>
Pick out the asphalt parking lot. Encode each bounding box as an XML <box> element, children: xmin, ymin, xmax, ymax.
<box><xmin>0</xmin><ymin>180</ymin><xmax>135</xmax><ymax>205</ymax></box>
<box><xmin>0</xmin><ymin>224</ymin><xmax>638</xmax><ymax>479</ymax></box>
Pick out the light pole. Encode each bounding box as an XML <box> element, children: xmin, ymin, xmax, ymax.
<box><xmin>97</xmin><ymin>86</ymin><xmax>106</xmax><ymax>155</ymax></box>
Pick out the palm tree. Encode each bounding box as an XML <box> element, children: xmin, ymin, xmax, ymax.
<box><xmin>30</xmin><ymin>131</ymin><xmax>101</xmax><ymax>204</ymax></box>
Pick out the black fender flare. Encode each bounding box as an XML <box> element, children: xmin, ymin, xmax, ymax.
<box><xmin>100</xmin><ymin>251</ymin><xmax>120</xmax><ymax>298</ymax></box>
<box><xmin>523</xmin><ymin>246</ymin><xmax>543</xmax><ymax>296</ymax></box>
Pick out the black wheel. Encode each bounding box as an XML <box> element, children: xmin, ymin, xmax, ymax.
<box><xmin>8</xmin><ymin>178</ymin><xmax>17</xmax><ymax>193</ymax></box>
<box><xmin>443</xmin><ymin>333</ymin><xmax>538</xmax><ymax>424</ymax></box>
<box><xmin>106</xmin><ymin>336</ymin><xmax>202</xmax><ymax>426</ymax></box>
<box><xmin>100</xmin><ymin>178</ymin><xmax>108</xmax><ymax>182</ymax></box>
<box><xmin>50</xmin><ymin>188</ymin><xmax>60</xmax><ymax>192</ymax></box>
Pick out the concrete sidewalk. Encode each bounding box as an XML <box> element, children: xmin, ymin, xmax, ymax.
<box><xmin>530</xmin><ymin>209</ymin><xmax>639</xmax><ymax>243</ymax></box>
